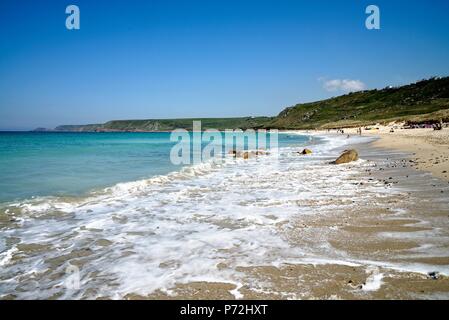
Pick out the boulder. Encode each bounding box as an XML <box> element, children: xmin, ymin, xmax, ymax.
<box><xmin>333</xmin><ymin>149</ymin><xmax>359</xmax><ymax>164</ymax></box>
<box><xmin>299</xmin><ymin>148</ymin><xmax>313</xmax><ymax>155</ymax></box>
<box><xmin>254</xmin><ymin>150</ymin><xmax>270</xmax><ymax>156</ymax></box>
<box><xmin>228</xmin><ymin>150</ymin><xmax>270</xmax><ymax>160</ymax></box>
<box><xmin>428</xmin><ymin>271</ymin><xmax>440</xmax><ymax>280</ymax></box>
<box><xmin>230</xmin><ymin>149</ymin><xmax>269</xmax><ymax>159</ymax></box>
<box><xmin>229</xmin><ymin>149</ymin><xmax>242</xmax><ymax>158</ymax></box>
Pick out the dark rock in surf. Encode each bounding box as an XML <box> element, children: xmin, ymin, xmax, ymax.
<box><xmin>331</xmin><ymin>149</ymin><xmax>359</xmax><ymax>165</ymax></box>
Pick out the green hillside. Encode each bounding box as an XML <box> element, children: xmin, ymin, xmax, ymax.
<box><xmin>267</xmin><ymin>76</ymin><xmax>449</xmax><ymax>129</ymax></box>
<box><xmin>55</xmin><ymin>117</ymin><xmax>273</xmax><ymax>132</ymax></box>
<box><xmin>51</xmin><ymin>77</ymin><xmax>449</xmax><ymax>132</ymax></box>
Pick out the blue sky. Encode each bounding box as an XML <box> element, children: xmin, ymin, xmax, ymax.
<box><xmin>0</xmin><ymin>0</ymin><xmax>448</xmax><ymax>130</ymax></box>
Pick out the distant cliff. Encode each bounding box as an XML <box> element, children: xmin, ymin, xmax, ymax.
<box><xmin>54</xmin><ymin>124</ymin><xmax>103</xmax><ymax>132</ymax></box>
<box><xmin>54</xmin><ymin>117</ymin><xmax>273</xmax><ymax>132</ymax></box>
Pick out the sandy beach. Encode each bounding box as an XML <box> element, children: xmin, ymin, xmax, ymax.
<box><xmin>342</xmin><ymin>126</ymin><xmax>449</xmax><ymax>182</ymax></box>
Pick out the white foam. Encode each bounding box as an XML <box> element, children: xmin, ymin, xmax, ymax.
<box><xmin>362</xmin><ymin>267</ymin><xmax>384</xmax><ymax>292</ymax></box>
<box><xmin>0</xmin><ymin>247</ymin><xmax>17</xmax><ymax>267</ymax></box>
<box><xmin>230</xmin><ymin>283</ymin><xmax>244</xmax><ymax>299</ymax></box>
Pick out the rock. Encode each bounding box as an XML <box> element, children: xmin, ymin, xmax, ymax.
<box><xmin>299</xmin><ymin>148</ymin><xmax>312</xmax><ymax>155</ymax></box>
<box><xmin>230</xmin><ymin>149</ymin><xmax>269</xmax><ymax>159</ymax></box>
<box><xmin>229</xmin><ymin>149</ymin><xmax>238</xmax><ymax>157</ymax></box>
<box><xmin>332</xmin><ymin>149</ymin><xmax>359</xmax><ymax>164</ymax></box>
<box><xmin>229</xmin><ymin>149</ymin><xmax>243</xmax><ymax>158</ymax></box>
<box><xmin>428</xmin><ymin>271</ymin><xmax>440</xmax><ymax>280</ymax></box>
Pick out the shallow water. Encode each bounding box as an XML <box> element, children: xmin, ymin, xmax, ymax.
<box><xmin>0</xmin><ymin>131</ymin><xmax>307</xmax><ymax>202</ymax></box>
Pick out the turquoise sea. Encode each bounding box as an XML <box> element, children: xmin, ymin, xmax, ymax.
<box><xmin>0</xmin><ymin>131</ymin><xmax>309</xmax><ymax>203</ymax></box>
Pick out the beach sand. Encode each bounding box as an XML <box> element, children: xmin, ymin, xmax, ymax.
<box><xmin>344</xmin><ymin>126</ymin><xmax>449</xmax><ymax>182</ymax></box>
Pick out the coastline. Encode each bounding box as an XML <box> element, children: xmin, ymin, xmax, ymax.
<box><xmin>294</xmin><ymin>127</ymin><xmax>449</xmax><ymax>182</ymax></box>
<box><xmin>1</xmin><ymin>131</ymin><xmax>449</xmax><ymax>300</ymax></box>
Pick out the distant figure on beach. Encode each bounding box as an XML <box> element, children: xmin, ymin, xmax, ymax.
<box><xmin>433</xmin><ymin>120</ymin><xmax>443</xmax><ymax>131</ymax></box>
<box><xmin>357</xmin><ymin>127</ymin><xmax>362</xmax><ymax>136</ymax></box>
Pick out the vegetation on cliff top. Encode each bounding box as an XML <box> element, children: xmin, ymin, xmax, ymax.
<box><xmin>267</xmin><ymin>76</ymin><xmax>449</xmax><ymax>129</ymax></box>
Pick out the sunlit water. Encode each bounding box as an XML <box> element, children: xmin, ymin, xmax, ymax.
<box><xmin>0</xmin><ymin>132</ymin><xmax>306</xmax><ymax>203</ymax></box>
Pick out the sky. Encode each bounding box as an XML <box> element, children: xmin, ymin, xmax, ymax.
<box><xmin>0</xmin><ymin>0</ymin><xmax>448</xmax><ymax>130</ymax></box>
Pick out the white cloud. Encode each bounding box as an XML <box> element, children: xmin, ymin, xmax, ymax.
<box><xmin>321</xmin><ymin>78</ymin><xmax>366</xmax><ymax>93</ymax></box>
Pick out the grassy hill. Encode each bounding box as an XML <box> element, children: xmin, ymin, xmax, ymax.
<box><xmin>55</xmin><ymin>117</ymin><xmax>273</xmax><ymax>132</ymax></box>
<box><xmin>51</xmin><ymin>77</ymin><xmax>449</xmax><ymax>132</ymax></box>
<box><xmin>267</xmin><ymin>76</ymin><xmax>449</xmax><ymax>129</ymax></box>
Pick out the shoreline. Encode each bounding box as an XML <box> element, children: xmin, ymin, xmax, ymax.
<box><xmin>2</xmin><ymin>131</ymin><xmax>449</xmax><ymax>300</ymax></box>
<box><xmin>368</xmin><ymin>129</ymin><xmax>449</xmax><ymax>182</ymax></box>
<box><xmin>7</xmin><ymin>127</ymin><xmax>449</xmax><ymax>183</ymax></box>
<box><xmin>292</xmin><ymin>127</ymin><xmax>449</xmax><ymax>183</ymax></box>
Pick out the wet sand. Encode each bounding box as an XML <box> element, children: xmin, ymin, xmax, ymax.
<box><xmin>125</xmin><ymin>265</ymin><xmax>449</xmax><ymax>300</ymax></box>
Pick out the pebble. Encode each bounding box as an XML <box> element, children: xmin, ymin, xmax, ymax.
<box><xmin>428</xmin><ymin>271</ymin><xmax>440</xmax><ymax>280</ymax></box>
